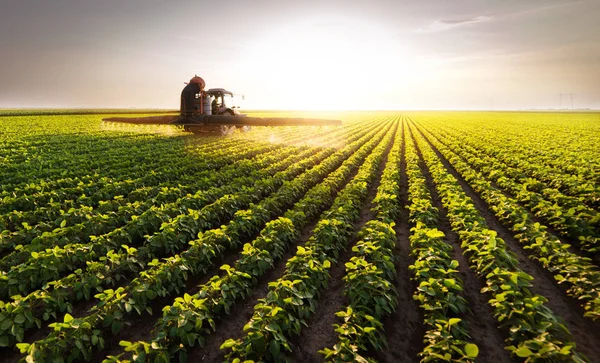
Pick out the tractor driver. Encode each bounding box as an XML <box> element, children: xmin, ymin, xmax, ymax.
<box><xmin>180</xmin><ymin>76</ymin><xmax>205</xmax><ymax>116</ymax></box>
<box><xmin>211</xmin><ymin>96</ymin><xmax>218</xmax><ymax>113</ymax></box>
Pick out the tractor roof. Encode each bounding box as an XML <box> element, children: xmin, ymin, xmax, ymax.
<box><xmin>206</xmin><ymin>88</ymin><xmax>233</xmax><ymax>96</ymax></box>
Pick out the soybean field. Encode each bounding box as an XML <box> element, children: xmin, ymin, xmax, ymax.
<box><xmin>0</xmin><ymin>111</ymin><xmax>599</xmax><ymax>362</ymax></box>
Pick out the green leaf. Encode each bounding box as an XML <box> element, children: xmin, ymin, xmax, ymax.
<box><xmin>269</xmin><ymin>340</ymin><xmax>281</xmax><ymax>357</ymax></box>
<box><xmin>448</xmin><ymin>318</ymin><xmax>461</xmax><ymax>326</ymax></box>
<box><xmin>426</xmin><ymin>229</ymin><xmax>445</xmax><ymax>238</ymax></box>
<box><xmin>63</xmin><ymin>313</ymin><xmax>74</xmax><ymax>323</ymax></box>
<box><xmin>112</xmin><ymin>321</ymin><xmax>122</xmax><ymax>335</ymax></box>
<box><xmin>0</xmin><ymin>336</ymin><xmax>9</xmax><ymax>347</ymax></box>
<box><xmin>14</xmin><ymin>314</ymin><xmax>26</xmax><ymax>324</ymax></box>
<box><xmin>465</xmin><ymin>343</ymin><xmax>479</xmax><ymax>358</ymax></box>
<box><xmin>1</xmin><ymin>319</ymin><xmax>12</xmax><ymax>330</ymax></box>
<box><xmin>220</xmin><ymin>339</ymin><xmax>237</xmax><ymax>349</ymax></box>
<box><xmin>559</xmin><ymin>345</ymin><xmax>573</xmax><ymax>355</ymax></box>
<box><xmin>515</xmin><ymin>346</ymin><xmax>533</xmax><ymax>357</ymax></box>
<box><xmin>16</xmin><ymin>342</ymin><xmax>30</xmax><ymax>353</ymax></box>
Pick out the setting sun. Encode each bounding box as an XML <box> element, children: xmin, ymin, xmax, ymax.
<box><xmin>233</xmin><ymin>15</ymin><xmax>420</xmax><ymax>110</ymax></box>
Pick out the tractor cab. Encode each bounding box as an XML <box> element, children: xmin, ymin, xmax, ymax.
<box><xmin>206</xmin><ymin>88</ymin><xmax>241</xmax><ymax>116</ymax></box>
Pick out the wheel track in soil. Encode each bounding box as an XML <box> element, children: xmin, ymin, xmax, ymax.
<box><xmin>188</xmin><ymin>118</ymin><xmax>398</xmax><ymax>363</ymax></box>
<box><xmin>410</xmin><ymin>118</ymin><xmax>600</xmax><ymax>362</ymax></box>
<box><xmin>408</xmin><ymin>121</ymin><xmax>512</xmax><ymax>363</ymax></box>
<box><xmin>87</xmin><ymin>119</ymin><xmax>392</xmax><ymax>362</ymax></box>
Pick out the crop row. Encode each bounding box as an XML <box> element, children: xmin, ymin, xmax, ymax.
<box><xmin>0</xmin><ymin>144</ymin><xmax>307</xmax><ymax>298</ymax></box>
<box><xmin>414</xmin><ymin>121</ymin><xmax>600</xmax><ymax>320</ymax></box>
<box><xmin>0</xmin><ymin>121</ymin><xmax>371</xmax><ymax>282</ymax></box>
<box><xmin>410</xmin><ymin>122</ymin><xmax>586</xmax><ymax>361</ymax></box>
<box><xmin>221</xmin><ymin>120</ymin><xmax>396</xmax><ymax>361</ymax></box>
<box><xmin>415</xmin><ymin>113</ymin><xmax>598</xmax><ymax>184</ymax></box>
<box><xmin>403</xmin><ymin>125</ymin><xmax>476</xmax><ymax>361</ymax></box>
<box><xmin>1</xmin><ymin>118</ymin><xmax>366</xmax><ymax>226</ymax></box>
<box><xmin>0</xmin><ymin>138</ymin><xmax>272</xmax><ymax>219</ymax></box>
<box><xmin>421</xmin><ymin>124</ymin><xmax>599</xmax><ymax>254</ymax></box>
<box><xmin>0</xmin><ymin>119</ymin><xmax>368</xmax><ymax>241</ymax></box>
<box><xmin>319</xmin><ymin>116</ymin><xmax>403</xmax><ymax>361</ymax></box>
<box><xmin>14</xmin><ymin>120</ymin><xmax>391</xmax><ymax>360</ymax></box>
<box><xmin>0</xmin><ymin>134</ymin><xmax>243</xmax><ymax>196</ymax></box>
<box><xmin>424</xmin><ymin>121</ymin><xmax>599</xmax><ymax>210</ymax></box>
<box><xmin>0</xmin><ymin>134</ymin><xmax>248</xmax><ymax>197</ymax></box>
<box><xmin>0</xmin><ymin>118</ymin><xmax>311</xmax><ymax>194</ymax></box>
<box><xmin>0</xmin><ymin>143</ymin><xmax>309</xmax><ymax>348</ymax></box>
<box><xmin>0</xmin><ymin>120</ymin><xmax>383</xmax><ymax>351</ymax></box>
<box><xmin>0</xmin><ymin>121</ymin><xmax>333</xmax><ymax>205</ymax></box>
<box><xmin>0</xmin><ymin>140</ymin><xmax>294</xmax><ymax>268</ymax></box>
<box><xmin>106</xmin><ymin>119</ymin><xmax>397</xmax><ymax>363</ymax></box>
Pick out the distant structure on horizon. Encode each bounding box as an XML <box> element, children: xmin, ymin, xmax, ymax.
<box><xmin>558</xmin><ymin>93</ymin><xmax>575</xmax><ymax>110</ymax></box>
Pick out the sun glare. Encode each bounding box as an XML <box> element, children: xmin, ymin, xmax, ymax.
<box><xmin>236</xmin><ymin>16</ymin><xmax>420</xmax><ymax>110</ymax></box>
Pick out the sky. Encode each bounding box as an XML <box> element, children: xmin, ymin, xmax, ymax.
<box><xmin>1</xmin><ymin>0</ymin><xmax>599</xmax><ymax>110</ymax></box>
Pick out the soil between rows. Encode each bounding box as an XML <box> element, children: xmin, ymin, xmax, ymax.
<box><xmin>411</xmin><ymin>119</ymin><xmax>600</xmax><ymax>361</ymax></box>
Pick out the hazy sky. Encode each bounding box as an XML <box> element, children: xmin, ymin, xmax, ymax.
<box><xmin>1</xmin><ymin>0</ymin><xmax>599</xmax><ymax>110</ymax></box>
